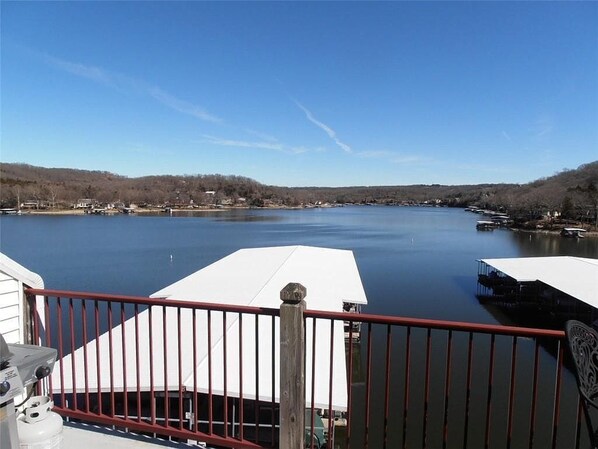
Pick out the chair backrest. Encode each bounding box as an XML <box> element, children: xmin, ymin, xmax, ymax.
<box><xmin>566</xmin><ymin>320</ymin><xmax>598</xmax><ymax>408</ymax></box>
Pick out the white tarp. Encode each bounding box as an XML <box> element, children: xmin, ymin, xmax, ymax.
<box><xmin>53</xmin><ymin>246</ymin><xmax>367</xmax><ymax>411</ymax></box>
<box><xmin>480</xmin><ymin>256</ymin><xmax>598</xmax><ymax>308</ymax></box>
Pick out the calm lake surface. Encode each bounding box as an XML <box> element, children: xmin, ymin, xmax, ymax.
<box><xmin>1</xmin><ymin>206</ymin><xmax>597</xmax><ymax>326</ymax></box>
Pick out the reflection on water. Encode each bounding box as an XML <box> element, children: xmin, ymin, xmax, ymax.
<box><xmin>213</xmin><ymin>214</ymin><xmax>285</xmax><ymax>223</ymax></box>
<box><xmin>162</xmin><ymin>209</ymin><xmax>286</xmax><ymax>222</ymax></box>
<box><xmin>510</xmin><ymin>230</ymin><xmax>598</xmax><ymax>258</ymax></box>
<box><xmin>347</xmin><ymin>322</ymin><xmax>579</xmax><ymax>449</ymax></box>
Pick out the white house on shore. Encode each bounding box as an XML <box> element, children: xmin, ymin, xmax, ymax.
<box><xmin>0</xmin><ymin>253</ymin><xmax>44</xmax><ymax>344</ymax></box>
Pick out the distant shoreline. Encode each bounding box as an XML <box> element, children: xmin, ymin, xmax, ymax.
<box><xmin>13</xmin><ymin>207</ymin><xmax>238</xmax><ymax>215</ymax></box>
<box><xmin>7</xmin><ymin>207</ymin><xmax>598</xmax><ymax>238</ymax></box>
<box><xmin>10</xmin><ymin>206</ymin><xmax>299</xmax><ymax>216</ymax></box>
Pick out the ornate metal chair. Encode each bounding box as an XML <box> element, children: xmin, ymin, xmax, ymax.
<box><xmin>565</xmin><ymin>320</ymin><xmax>598</xmax><ymax>448</ymax></box>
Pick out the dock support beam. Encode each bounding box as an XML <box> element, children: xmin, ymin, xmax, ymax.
<box><xmin>280</xmin><ymin>282</ymin><xmax>307</xmax><ymax>449</ymax></box>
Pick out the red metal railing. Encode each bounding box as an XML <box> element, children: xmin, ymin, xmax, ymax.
<box><xmin>25</xmin><ymin>289</ymin><xmax>583</xmax><ymax>449</ymax></box>
<box><xmin>305</xmin><ymin>311</ymin><xmax>579</xmax><ymax>449</ymax></box>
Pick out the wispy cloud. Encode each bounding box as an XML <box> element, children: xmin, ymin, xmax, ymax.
<box><xmin>356</xmin><ymin>150</ymin><xmax>431</xmax><ymax>165</ymax></box>
<box><xmin>453</xmin><ymin>163</ymin><xmax>513</xmax><ymax>174</ymax></box>
<box><xmin>202</xmin><ymin>134</ymin><xmax>322</xmax><ymax>155</ymax></box>
<box><xmin>149</xmin><ymin>87</ymin><xmax>221</xmax><ymax>123</ymax></box>
<box><xmin>501</xmin><ymin>131</ymin><xmax>512</xmax><ymax>141</ymax></box>
<box><xmin>289</xmin><ymin>146</ymin><xmax>317</xmax><ymax>154</ymax></box>
<box><xmin>294</xmin><ymin>101</ymin><xmax>353</xmax><ymax>154</ymax></box>
<box><xmin>356</xmin><ymin>150</ymin><xmax>396</xmax><ymax>159</ymax></box>
<box><xmin>532</xmin><ymin>116</ymin><xmax>554</xmax><ymax>139</ymax></box>
<box><xmin>125</xmin><ymin>143</ymin><xmax>174</xmax><ymax>157</ymax></box>
<box><xmin>390</xmin><ymin>155</ymin><xmax>430</xmax><ymax>165</ymax></box>
<box><xmin>202</xmin><ymin>134</ymin><xmax>284</xmax><ymax>151</ymax></box>
<box><xmin>244</xmin><ymin>128</ymin><xmax>279</xmax><ymax>143</ymax></box>
<box><xmin>44</xmin><ymin>54</ymin><xmax>113</xmax><ymax>86</ymax></box>
<box><xmin>43</xmin><ymin>53</ymin><xmax>221</xmax><ymax>124</ymax></box>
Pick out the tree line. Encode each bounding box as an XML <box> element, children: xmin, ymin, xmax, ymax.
<box><xmin>1</xmin><ymin>161</ymin><xmax>596</xmax><ymax>225</ymax></box>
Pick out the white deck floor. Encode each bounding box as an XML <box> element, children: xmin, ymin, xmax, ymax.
<box><xmin>62</xmin><ymin>423</ymin><xmax>208</xmax><ymax>449</ymax></box>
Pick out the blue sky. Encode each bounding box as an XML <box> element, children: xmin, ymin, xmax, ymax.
<box><xmin>1</xmin><ymin>2</ymin><xmax>597</xmax><ymax>187</ymax></box>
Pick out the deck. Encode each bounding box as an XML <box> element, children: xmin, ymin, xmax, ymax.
<box><xmin>62</xmin><ymin>423</ymin><xmax>188</xmax><ymax>449</ymax></box>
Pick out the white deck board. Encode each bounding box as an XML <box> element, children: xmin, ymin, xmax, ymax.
<box><xmin>62</xmin><ymin>424</ymin><xmax>191</xmax><ymax>449</ymax></box>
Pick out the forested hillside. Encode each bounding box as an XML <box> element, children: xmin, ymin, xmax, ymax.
<box><xmin>1</xmin><ymin>162</ymin><xmax>596</xmax><ymax>224</ymax></box>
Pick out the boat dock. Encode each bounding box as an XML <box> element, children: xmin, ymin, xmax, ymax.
<box><xmin>477</xmin><ymin>256</ymin><xmax>598</xmax><ymax>321</ymax></box>
<box><xmin>50</xmin><ymin>246</ymin><xmax>367</xmax><ymax>446</ymax></box>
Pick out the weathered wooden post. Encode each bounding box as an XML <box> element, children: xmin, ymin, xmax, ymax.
<box><xmin>280</xmin><ymin>282</ymin><xmax>307</xmax><ymax>449</ymax></box>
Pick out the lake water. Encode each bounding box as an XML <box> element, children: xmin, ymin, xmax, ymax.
<box><xmin>1</xmin><ymin>206</ymin><xmax>597</xmax><ymax>326</ymax></box>
<box><xmin>3</xmin><ymin>206</ymin><xmax>597</xmax><ymax>448</ymax></box>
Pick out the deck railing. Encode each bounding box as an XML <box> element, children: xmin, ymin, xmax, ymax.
<box><xmin>25</xmin><ymin>288</ymin><xmax>584</xmax><ymax>449</ymax></box>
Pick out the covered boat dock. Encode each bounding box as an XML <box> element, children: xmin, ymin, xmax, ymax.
<box><xmin>477</xmin><ymin>256</ymin><xmax>598</xmax><ymax>321</ymax></box>
<box><xmin>51</xmin><ymin>245</ymin><xmax>368</xmax><ymax>435</ymax></box>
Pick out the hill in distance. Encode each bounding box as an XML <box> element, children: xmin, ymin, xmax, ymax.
<box><xmin>1</xmin><ymin>161</ymin><xmax>596</xmax><ymax>225</ymax></box>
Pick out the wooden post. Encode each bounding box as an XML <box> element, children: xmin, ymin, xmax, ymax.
<box><xmin>280</xmin><ymin>282</ymin><xmax>307</xmax><ymax>449</ymax></box>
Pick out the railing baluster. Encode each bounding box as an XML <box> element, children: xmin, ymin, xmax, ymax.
<box><xmin>383</xmin><ymin>324</ymin><xmax>392</xmax><ymax>449</ymax></box>
<box><xmin>528</xmin><ymin>338</ymin><xmax>540</xmax><ymax>449</ymax></box>
<box><xmin>271</xmin><ymin>314</ymin><xmax>276</xmax><ymax>446</ymax></box>
<box><xmin>192</xmin><ymin>309</ymin><xmax>198</xmax><ymax>434</ymax></box>
<box><xmin>177</xmin><ymin>307</ymin><xmax>183</xmax><ymax>431</ymax></box>
<box><xmin>208</xmin><ymin>309</ymin><xmax>213</xmax><ymax>435</ymax></box>
<box><xmin>69</xmin><ymin>298</ymin><xmax>77</xmax><ymax>410</ymax></box>
<box><xmin>108</xmin><ymin>301</ymin><xmax>115</xmax><ymax>417</ymax></box>
<box><xmin>254</xmin><ymin>314</ymin><xmax>260</xmax><ymax>444</ymax></box>
<box><xmin>163</xmin><ymin>304</ymin><xmax>169</xmax><ymax>429</ymax></box>
<box><xmin>44</xmin><ymin>296</ymin><xmax>53</xmax><ymax>394</ymax></box>
<box><xmin>365</xmin><ymin>322</ymin><xmax>373</xmax><ymax>449</ymax></box>
<box><xmin>57</xmin><ymin>297</ymin><xmax>65</xmax><ymax>409</ymax></box>
<box><xmin>134</xmin><ymin>303</ymin><xmax>141</xmax><ymax>423</ymax></box>
<box><xmin>506</xmin><ymin>336</ymin><xmax>518</xmax><ymax>449</ymax></box>
<box><xmin>310</xmin><ymin>318</ymin><xmax>317</xmax><ymax>449</ymax></box>
<box><xmin>239</xmin><ymin>313</ymin><xmax>244</xmax><ymax>441</ymax></box>
<box><xmin>121</xmin><ymin>301</ymin><xmax>128</xmax><ymax>421</ymax></box>
<box><xmin>94</xmin><ymin>299</ymin><xmax>102</xmax><ymax>416</ymax></box>
<box><xmin>327</xmin><ymin>319</ymin><xmax>335</xmax><ymax>449</ymax></box>
<box><xmin>463</xmin><ymin>332</ymin><xmax>474</xmax><ymax>448</ymax></box>
<box><xmin>148</xmin><ymin>306</ymin><xmax>155</xmax><ymax>426</ymax></box>
<box><xmin>422</xmin><ymin>328</ymin><xmax>432</xmax><ymax>448</ymax></box>
<box><xmin>402</xmin><ymin>326</ymin><xmax>411</xmax><ymax>449</ymax></box>
<box><xmin>223</xmin><ymin>311</ymin><xmax>228</xmax><ymax>438</ymax></box>
<box><xmin>551</xmin><ymin>342</ymin><xmax>564</xmax><ymax>449</ymax></box>
<box><xmin>346</xmin><ymin>319</ymin><xmax>355</xmax><ymax>448</ymax></box>
<box><xmin>442</xmin><ymin>330</ymin><xmax>453</xmax><ymax>449</ymax></box>
<box><xmin>484</xmin><ymin>334</ymin><xmax>496</xmax><ymax>449</ymax></box>
<box><xmin>81</xmin><ymin>300</ymin><xmax>89</xmax><ymax>413</ymax></box>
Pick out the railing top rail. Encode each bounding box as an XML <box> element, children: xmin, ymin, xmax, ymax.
<box><xmin>26</xmin><ymin>288</ymin><xmax>565</xmax><ymax>339</ymax></box>
<box><xmin>305</xmin><ymin>309</ymin><xmax>566</xmax><ymax>339</ymax></box>
<box><xmin>25</xmin><ymin>288</ymin><xmax>279</xmax><ymax>316</ymax></box>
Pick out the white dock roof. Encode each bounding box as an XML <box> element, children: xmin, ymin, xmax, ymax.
<box><xmin>479</xmin><ymin>256</ymin><xmax>598</xmax><ymax>308</ymax></box>
<box><xmin>53</xmin><ymin>246</ymin><xmax>367</xmax><ymax>411</ymax></box>
<box><xmin>151</xmin><ymin>245</ymin><xmax>368</xmax><ymax>307</ymax></box>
